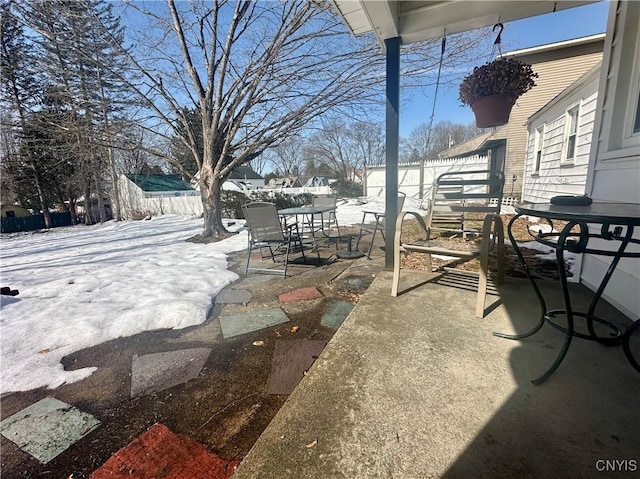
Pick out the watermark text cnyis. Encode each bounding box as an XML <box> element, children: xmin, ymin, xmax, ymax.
<box><xmin>595</xmin><ymin>459</ymin><xmax>637</xmax><ymax>472</ymax></box>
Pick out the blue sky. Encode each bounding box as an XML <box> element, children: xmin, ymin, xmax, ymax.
<box><xmin>399</xmin><ymin>0</ymin><xmax>609</xmax><ymax>137</ymax></box>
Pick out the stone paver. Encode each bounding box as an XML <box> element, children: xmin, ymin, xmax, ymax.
<box><xmin>91</xmin><ymin>423</ymin><xmax>239</xmax><ymax>478</ymax></box>
<box><xmin>0</xmin><ymin>397</ymin><xmax>100</xmax><ymax>464</ymax></box>
<box><xmin>130</xmin><ymin>348</ymin><xmax>212</xmax><ymax>398</ymax></box>
<box><xmin>278</xmin><ymin>287</ymin><xmax>323</xmax><ymax>303</ymax></box>
<box><xmin>320</xmin><ymin>300</ymin><xmax>354</xmax><ymax>329</ymax></box>
<box><xmin>219</xmin><ymin>308</ymin><xmax>290</xmax><ymax>338</ymax></box>
<box><xmin>267</xmin><ymin>340</ymin><xmax>327</xmax><ymax>395</ymax></box>
<box><xmin>215</xmin><ymin>288</ymin><xmax>253</xmax><ymax>305</ymax></box>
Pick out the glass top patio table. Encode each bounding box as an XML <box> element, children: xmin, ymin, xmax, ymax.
<box><xmin>516</xmin><ymin>202</ymin><xmax>640</xmax><ymax>226</ymax></box>
<box><xmin>278</xmin><ymin>205</ymin><xmax>339</xmax><ymax>247</ymax></box>
<box><xmin>277</xmin><ymin>205</ymin><xmax>336</xmax><ymax>216</ymax></box>
<box><xmin>494</xmin><ymin>201</ymin><xmax>640</xmax><ymax>384</ymax></box>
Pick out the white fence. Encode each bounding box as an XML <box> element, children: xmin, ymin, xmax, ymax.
<box><xmin>365</xmin><ymin>154</ymin><xmax>489</xmax><ymax>200</ymax></box>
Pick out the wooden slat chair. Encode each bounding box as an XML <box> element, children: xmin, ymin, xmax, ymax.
<box><xmin>391</xmin><ymin>170</ymin><xmax>505</xmax><ymax>318</ymax></box>
<box><xmin>242</xmin><ymin>202</ymin><xmax>317</xmax><ymax>278</ymax></box>
<box><xmin>355</xmin><ymin>192</ymin><xmax>406</xmax><ymax>259</ymax></box>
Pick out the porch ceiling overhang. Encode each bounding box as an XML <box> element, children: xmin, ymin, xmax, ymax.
<box><xmin>332</xmin><ymin>1</ymin><xmax>600</xmax><ymax>47</ymax></box>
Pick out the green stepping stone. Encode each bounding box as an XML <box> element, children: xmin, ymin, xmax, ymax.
<box><xmin>215</xmin><ymin>288</ymin><xmax>252</xmax><ymax>304</ymax></box>
<box><xmin>0</xmin><ymin>397</ymin><xmax>100</xmax><ymax>464</ymax></box>
<box><xmin>321</xmin><ymin>300</ymin><xmax>354</xmax><ymax>329</ymax></box>
<box><xmin>130</xmin><ymin>348</ymin><xmax>211</xmax><ymax>398</ymax></box>
<box><xmin>219</xmin><ymin>308</ymin><xmax>289</xmax><ymax>338</ymax></box>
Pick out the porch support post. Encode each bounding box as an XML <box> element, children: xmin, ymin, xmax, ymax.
<box><xmin>384</xmin><ymin>36</ymin><xmax>401</xmax><ymax>270</ymax></box>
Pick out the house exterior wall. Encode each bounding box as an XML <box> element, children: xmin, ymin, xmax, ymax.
<box><xmin>503</xmin><ymin>40</ymin><xmax>603</xmax><ymax>199</ymax></box>
<box><xmin>523</xmin><ymin>72</ymin><xmax>599</xmax><ymax>202</ymax></box>
<box><xmin>582</xmin><ymin>0</ymin><xmax>640</xmax><ymax>319</ymax></box>
<box><xmin>365</xmin><ymin>154</ymin><xmax>488</xmax><ymax>200</ymax></box>
<box><xmin>118</xmin><ymin>175</ymin><xmax>203</xmax><ymax>220</ymax></box>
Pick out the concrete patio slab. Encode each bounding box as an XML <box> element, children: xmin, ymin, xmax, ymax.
<box><xmin>298</xmin><ymin>266</ymin><xmax>336</xmax><ymax>279</ymax></box>
<box><xmin>130</xmin><ymin>348</ymin><xmax>212</xmax><ymax>398</ymax></box>
<box><xmin>234</xmin><ymin>271</ymin><xmax>640</xmax><ymax>478</ymax></box>
<box><xmin>278</xmin><ymin>287</ymin><xmax>323</xmax><ymax>303</ymax></box>
<box><xmin>0</xmin><ymin>397</ymin><xmax>100</xmax><ymax>464</ymax></box>
<box><xmin>219</xmin><ymin>308</ymin><xmax>290</xmax><ymax>338</ymax></box>
<box><xmin>267</xmin><ymin>340</ymin><xmax>327</xmax><ymax>395</ymax></box>
<box><xmin>233</xmin><ymin>274</ymin><xmax>282</xmax><ymax>287</ymax></box>
<box><xmin>215</xmin><ymin>288</ymin><xmax>253</xmax><ymax>305</ymax></box>
<box><xmin>320</xmin><ymin>300</ymin><xmax>354</xmax><ymax>329</ymax></box>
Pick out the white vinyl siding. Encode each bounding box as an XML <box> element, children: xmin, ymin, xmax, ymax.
<box><xmin>502</xmin><ymin>38</ymin><xmax>603</xmax><ymax>200</ymax></box>
<box><xmin>584</xmin><ymin>0</ymin><xmax>640</xmax><ymax>319</ymax></box>
<box><xmin>523</xmin><ymin>78</ymin><xmax>598</xmax><ymax>203</ymax></box>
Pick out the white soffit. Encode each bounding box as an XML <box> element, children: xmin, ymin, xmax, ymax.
<box><xmin>332</xmin><ymin>1</ymin><xmax>600</xmax><ymax>47</ymax></box>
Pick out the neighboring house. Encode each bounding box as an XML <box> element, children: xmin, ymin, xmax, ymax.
<box><xmin>523</xmin><ymin>63</ymin><xmax>601</xmax><ymax>202</ymax></box>
<box><xmin>439</xmin><ymin>34</ymin><xmax>605</xmax><ymax>200</ymax></box>
<box><xmin>304</xmin><ymin>176</ymin><xmax>329</xmax><ymax>187</ymax></box>
<box><xmin>226</xmin><ymin>165</ymin><xmax>264</xmax><ymax>191</ymax></box>
<box><xmin>0</xmin><ymin>204</ymin><xmax>31</xmax><ymax>218</ymax></box>
<box><xmin>267</xmin><ymin>177</ymin><xmax>303</xmax><ymax>188</ymax></box>
<box><xmin>78</xmin><ymin>195</ymin><xmax>113</xmax><ymax>223</ymax></box>
<box><xmin>118</xmin><ymin>174</ymin><xmax>202</xmax><ymax>219</ymax></box>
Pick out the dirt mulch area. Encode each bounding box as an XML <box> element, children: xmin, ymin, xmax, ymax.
<box><xmin>399</xmin><ymin>214</ymin><xmax>573</xmax><ymax>280</ymax></box>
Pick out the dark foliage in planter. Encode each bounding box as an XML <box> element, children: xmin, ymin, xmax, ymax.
<box><xmin>459</xmin><ymin>57</ymin><xmax>538</xmax><ymax>106</ymax></box>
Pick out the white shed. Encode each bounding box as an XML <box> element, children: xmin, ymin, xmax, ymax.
<box><xmin>118</xmin><ymin>174</ymin><xmax>203</xmax><ymax>219</ymax></box>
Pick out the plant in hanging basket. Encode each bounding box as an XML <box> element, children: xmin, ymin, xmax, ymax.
<box><xmin>459</xmin><ymin>57</ymin><xmax>538</xmax><ymax>128</ymax></box>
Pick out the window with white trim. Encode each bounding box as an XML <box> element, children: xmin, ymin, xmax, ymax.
<box><xmin>533</xmin><ymin>125</ymin><xmax>544</xmax><ymax>174</ymax></box>
<box><xmin>562</xmin><ymin>105</ymin><xmax>580</xmax><ymax>164</ymax></box>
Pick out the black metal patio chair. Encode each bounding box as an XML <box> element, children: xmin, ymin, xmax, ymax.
<box><xmin>242</xmin><ymin>201</ymin><xmax>317</xmax><ymax>278</ymax></box>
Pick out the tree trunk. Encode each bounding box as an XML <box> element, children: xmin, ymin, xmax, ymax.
<box><xmin>30</xmin><ymin>162</ymin><xmax>52</xmax><ymax>228</ymax></box>
<box><xmin>200</xmin><ymin>166</ymin><xmax>227</xmax><ymax>238</ymax></box>
<box><xmin>107</xmin><ymin>146</ymin><xmax>121</xmax><ymax>221</ymax></box>
<box><xmin>83</xmin><ymin>183</ymin><xmax>93</xmax><ymax>225</ymax></box>
<box><xmin>68</xmin><ymin>198</ymin><xmax>78</xmax><ymax>225</ymax></box>
<box><xmin>92</xmin><ymin>153</ymin><xmax>107</xmax><ymax>223</ymax></box>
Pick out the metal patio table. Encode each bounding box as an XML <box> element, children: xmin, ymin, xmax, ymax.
<box><xmin>278</xmin><ymin>205</ymin><xmax>338</xmax><ymax>246</ymax></box>
<box><xmin>494</xmin><ymin>201</ymin><xmax>640</xmax><ymax>384</ymax></box>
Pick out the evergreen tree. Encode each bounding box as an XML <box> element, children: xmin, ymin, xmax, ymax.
<box><xmin>0</xmin><ymin>2</ymin><xmax>53</xmax><ymax>226</ymax></box>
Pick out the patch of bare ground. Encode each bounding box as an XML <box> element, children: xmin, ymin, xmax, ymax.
<box><xmin>398</xmin><ymin>214</ymin><xmax>574</xmax><ymax>280</ymax></box>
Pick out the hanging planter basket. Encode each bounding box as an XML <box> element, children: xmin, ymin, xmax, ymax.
<box><xmin>459</xmin><ymin>57</ymin><xmax>538</xmax><ymax>129</ymax></box>
<box><xmin>470</xmin><ymin>94</ymin><xmax>515</xmax><ymax>128</ymax></box>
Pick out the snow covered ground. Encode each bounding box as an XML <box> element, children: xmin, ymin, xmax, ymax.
<box><xmin>0</xmin><ymin>197</ymin><xmax>425</xmax><ymax>394</ymax></box>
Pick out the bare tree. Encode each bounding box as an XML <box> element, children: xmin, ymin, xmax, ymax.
<box><xmin>101</xmin><ymin>0</ymin><xmax>490</xmax><ymax>238</ymax></box>
<box><xmin>306</xmin><ymin>119</ymin><xmax>383</xmax><ymax>180</ymax></box>
<box><xmin>263</xmin><ymin>136</ymin><xmax>305</xmax><ymax>176</ymax></box>
<box><xmin>402</xmin><ymin>120</ymin><xmax>483</xmax><ymax>162</ymax></box>
<box><xmin>112</xmin><ymin>0</ymin><xmax>388</xmax><ymax>237</ymax></box>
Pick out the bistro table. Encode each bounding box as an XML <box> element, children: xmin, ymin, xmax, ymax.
<box><xmin>278</xmin><ymin>205</ymin><xmax>339</xmax><ymax>247</ymax></box>
<box><xmin>493</xmin><ymin>201</ymin><xmax>640</xmax><ymax>384</ymax></box>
